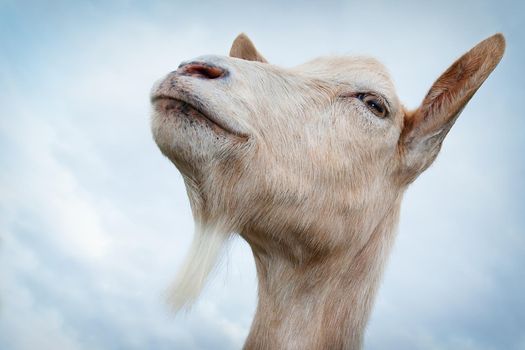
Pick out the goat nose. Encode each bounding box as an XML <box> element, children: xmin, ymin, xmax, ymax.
<box><xmin>177</xmin><ymin>62</ymin><xmax>227</xmax><ymax>79</ymax></box>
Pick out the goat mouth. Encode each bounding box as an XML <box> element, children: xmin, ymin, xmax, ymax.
<box><xmin>152</xmin><ymin>96</ymin><xmax>248</xmax><ymax>141</ymax></box>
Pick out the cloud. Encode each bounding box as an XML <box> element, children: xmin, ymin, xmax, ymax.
<box><xmin>1</xmin><ymin>1</ymin><xmax>524</xmax><ymax>349</ymax></box>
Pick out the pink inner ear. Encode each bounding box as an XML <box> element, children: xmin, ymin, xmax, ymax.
<box><xmin>402</xmin><ymin>34</ymin><xmax>505</xmax><ymax>146</ymax></box>
<box><xmin>397</xmin><ymin>34</ymin><xmax>505</xmax><ymax>185</ymax></box>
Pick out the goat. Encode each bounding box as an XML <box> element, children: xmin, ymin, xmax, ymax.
<box><xmin>150</xmin><ymin>33</ymin><xmax>505</xmax><ymax>349</ymax></box>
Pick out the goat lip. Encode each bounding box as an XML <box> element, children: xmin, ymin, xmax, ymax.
<box><xmin>151</xmin><ymin>95</ymin><xmax>249</xmax><ymax>141</ymax></box>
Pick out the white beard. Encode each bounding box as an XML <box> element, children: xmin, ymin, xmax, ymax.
<box><xmin>166</xmin><ymin>221</ymin><xmax>231</xmax><ymax>311</ymax></box>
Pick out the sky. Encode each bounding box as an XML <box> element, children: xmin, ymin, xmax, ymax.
<box><xmin>0</xmin><ymin>0</ymin><xmax>524</xmax><ymax>349</ymax></box>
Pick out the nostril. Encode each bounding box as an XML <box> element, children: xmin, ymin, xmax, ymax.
<box><xmin>180</xmin><ymin>63</ymin><xmax>226</xmax><ymax>79</ymax></box>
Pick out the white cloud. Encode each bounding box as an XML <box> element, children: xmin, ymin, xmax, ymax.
<box><xmin>1</xmin><ymin>1</ymin><xmax>524</xmax><ymax>349</ymax></box>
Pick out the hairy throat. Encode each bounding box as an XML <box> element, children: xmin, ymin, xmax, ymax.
<box><xmin>243</xmin><ymin>205</ymin><xmax>401</xmax><ymax>350</ymax></box>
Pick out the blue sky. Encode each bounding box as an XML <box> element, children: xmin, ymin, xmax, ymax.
<box><xmin>0</xmin><ymin>0</ymin><xmax>524</xmax><ymax>349</ymax></box>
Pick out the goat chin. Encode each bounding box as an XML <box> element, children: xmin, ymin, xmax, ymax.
<box><xmin>167</xmin><ymin>222</ymin><xmax>231</xmax><ymax>312</ymax></box>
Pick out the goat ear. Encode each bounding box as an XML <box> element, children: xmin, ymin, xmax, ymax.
<box><xmin>229</xmin><ymin>33</ymin><xmax>268</xmax><ymax>63</ymax></box>
<box><xmin>398</xmin><ymin>33</ymin><xmax>505</xmax><ymax>184</ymax></box>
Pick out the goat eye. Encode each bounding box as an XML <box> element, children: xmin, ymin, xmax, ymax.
<box><xmin>355</xmin><ymin>93</ymin><xmax>388</xmax><ymax>118</ymax></box>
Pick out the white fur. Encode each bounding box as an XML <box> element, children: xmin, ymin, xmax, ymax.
<box><xmin>151</xmin><ymin>33</ymin><xmax>505</xmax><ymax>349</ymax></box>
<box><xmin>167</xmin><ymin>222</ymin><xmax>230</xmax><ymax>311</ymax></box>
